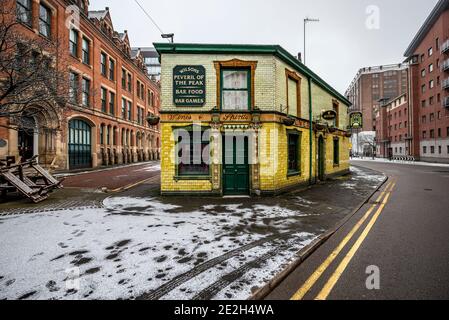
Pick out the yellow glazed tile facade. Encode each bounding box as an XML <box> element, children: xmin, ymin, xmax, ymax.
<box><xmin>155</xmin><ymin>43</ymin><xmax>351</xmax><ymax>195</ymax></box>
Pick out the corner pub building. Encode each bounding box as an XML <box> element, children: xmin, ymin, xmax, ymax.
<box><xmin>0</xmin><ymin>0</ymin><xmax>161</xmax><ymax>171</ymax></box>
<box><xmin>155</xmin><ymin>43</ymin><xmax>352</xmax><ymax>196</ymax></box>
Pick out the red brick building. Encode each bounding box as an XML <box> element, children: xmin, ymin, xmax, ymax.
<box><xmin>0</xmin><ymin>0</ymin><xmax>161</xmax><ymax>170</ymax></box>
<box><xmin>345</xmin><ymin>64</ymin><xmax>409</xmax><ymax>132</ymax></box>
<box><xmin>405</xmin><ymin>0</ymin><xmax>449</xmax><ymax>163</ymax></box>
<box><xmin>375</xmin><ymin>94</ymin><xmax>410</xmax><ymax>158</ymax></box>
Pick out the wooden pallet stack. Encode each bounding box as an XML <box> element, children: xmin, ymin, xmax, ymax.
<box><xmin>0</xmin><ymin>156</ymin><xmax>64</xmax><ymax>203</ymax></box>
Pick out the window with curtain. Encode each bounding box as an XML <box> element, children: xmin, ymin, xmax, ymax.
<box><xmin>221</xmin><ymin>69</ymin><xmax>250</xmax><ymax>111</ymax></box>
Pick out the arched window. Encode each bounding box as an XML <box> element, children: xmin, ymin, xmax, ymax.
<box><xmin>113</xmin><ymin>126</ymin><xmax>117</xmax><ymax>146</ymax></box>
<box><xmin>106</xmin><ymin>125</ymin><xmax>111</xmax><ymax>145</ymax></box>
<box><xmin>130</xmin><ymin>130</ymin><xmax>134</xmax><ymax>147</ymax></box>
<box><xmin>68</xmin><ymin>119</ymin><xmax>92</xmax><ymax>169</ymax></box>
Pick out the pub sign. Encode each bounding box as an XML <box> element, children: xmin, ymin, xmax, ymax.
<box><xmin>173</xmin><ymin>65</ymin><xmax>206</xmax><ymax>106</ymax></box>
<box><xmin>349</xmin><ymin>112</ymin><xmax>363</xmax><ymax>129</ymax></box>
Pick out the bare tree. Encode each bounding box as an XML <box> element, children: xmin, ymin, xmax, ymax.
<box><xmin>358</xmin><ymin>131</ymin><xmax>377</xmax><ymax>160</ymax></box>
<box><xmin>0</xmin><ymin>3</ymin><xmax>76</xmax><ymax>134</ymax></box>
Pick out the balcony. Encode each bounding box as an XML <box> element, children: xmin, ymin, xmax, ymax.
<box><xmin>442</xmin><ymin>59</ymin><xmax>449</xmax><ymax>71</ymax></box>
<box><xmin>441</xmin><ymin>40</ymin><xmax>449</xmax><ymax>54</ymax></box>
<box><xmin>443</xmin><ymin>96</ymin><xmax>449</xmax><ymax>108</ymax></box>
<box><xmin>442</xmin><ymin>78</ymin><xmax>449</xmax><ymax>89</ymax></box>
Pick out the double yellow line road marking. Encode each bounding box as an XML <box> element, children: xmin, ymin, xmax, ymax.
<box><xmin>291</xmin><ymin>179</ymin><xmax>396</xmax><ymax>300</ymax></box>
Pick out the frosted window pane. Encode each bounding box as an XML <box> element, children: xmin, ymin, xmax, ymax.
<box><xmin>223</xmin><ymin>70</ymin><xmax>248</xmax><ymax>89</ymax></box>
<box><xmin>223</xmin><ymin>91</ymin><xmax>248</xmax><ymax>110</ymax></box>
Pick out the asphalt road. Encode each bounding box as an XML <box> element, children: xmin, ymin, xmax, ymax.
<box><xmin>62</xmin><ymin>162</ymin><xmax>160</xmax><ymax>191</ymax></box>
<box><xmin>266</xmin><ymin>161</ymin><xmax>449</xmax><ymax>300</ymax></box>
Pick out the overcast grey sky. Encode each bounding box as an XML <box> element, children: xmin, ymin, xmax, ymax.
<box><xmin>90</xmin><ymin>0</ymin><xmax>439</xmax><ymax>94</ymax></box>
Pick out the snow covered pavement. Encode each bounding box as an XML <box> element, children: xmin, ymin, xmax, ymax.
<box><xmin>0</xmin><ymin>166</ymin><xmax>385</xmax><ymax>300</ymax></box>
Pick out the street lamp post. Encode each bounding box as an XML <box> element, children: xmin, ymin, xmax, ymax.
<box><xmin>304</xmin><ymin>17</ymin><xmax>320</xmax><ymax>65</ymax></box>
<box><xmin>161</xmin><ymin>33</ymin><xmax>174</xmax><ymax>43</ymax></box>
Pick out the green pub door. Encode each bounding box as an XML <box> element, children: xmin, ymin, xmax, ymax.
<box><xmin>222</xmin><ymin>135</ymin><xmax>250</xmax><ymax>195</ymax></box>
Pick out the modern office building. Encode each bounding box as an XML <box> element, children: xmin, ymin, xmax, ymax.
<box><xmin>133</xmin><ymin>47</ymin><xmax>162</xmax><ymax>82</ymax></box>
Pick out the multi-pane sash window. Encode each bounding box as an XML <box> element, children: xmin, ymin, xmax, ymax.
<box><xmin>176</xmin><ymin>128</ymin><xmax>210</xmax><ymax>176</ymax></box>
<box><xmin>100</xmin><ymin>53</ymin><xmax>107</xmax><ymax>76</ymax></box>
<box><xmin>17</xmin><ymin>0</ymin><xmax>32</xmax><ymax>26</ymax></box>
<box><xmin>221</xmin><ymin>69</ymin><xmax>250</xmax><ymax>111</ymax></box>
<box><xmin>288</xmin><ymin>133</ymin><xmax>300</xmax><ymax>175</ymax></box>
<box><xmin>137</xmin><ymin>107</ymin><xmax>142</xmax><ymax>125</ymax></box>
<box><xmin>81</xmin><ymin>78</ymin><xmax>90</xmax><ymax>107</ymax></box>
<box><xmin>127</xmin><ymin>101</ymin><xmax>132</xmax><ymax>120</ymax></box>
<box><xmin>39</xmin><ymin>4</ymin><xmax>51</xmax><ymax>37</ymax></box>
<box><xmin>121</xmin><ymin>98</ymin><xmax>126</xmax><ymax>119</ymax></box>
<box><xmin>69</xmin><ymin>72</ymin><xmax>78</xmax><ymax>103</ymax></box>
<box><xmin>109</xmin><ymin>58</ymin><xmax>115</xmax><ymax>80</ymax></box>
<box><xmin>69</xmin><ymin>29</ymin><xmax>78</xmax><ymax>57</ymax></box>
<box><xmin>127</xmin><ymin>74</ymin><xmax>132</xmax><ymax>92</ymax></box>
<box><xmin>101</xmin><ymin>88</ymin><xmax>107</xmax><ymax>112</ymax></box>
<box><xmin>137</xmin><ymin>80</ymin><xmax>141</xmax><ymax>98</ymax></box>
<box><xmin>109</xmin><ymin>92</ymin><xmax>115</xmax><ymax>115</ymax></box>
<box><xmin>82</xmin><ymin>38</ymin><xmax>90</xmax><ymax>65</ymax></box>
<box><xmin>121</xmin><ymin>69</ymin><xmax>126</xmax><ymax>88</ymax></box>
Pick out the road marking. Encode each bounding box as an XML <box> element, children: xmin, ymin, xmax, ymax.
<box><xmin>290</xmin><ymin>180</ymin><xmax>394</xmax><ymax>300</ymax></box>
<box><xmin>315</xmin><ymin>182</ymin><xmax>396</xmax><ymax>300</ymax></box>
